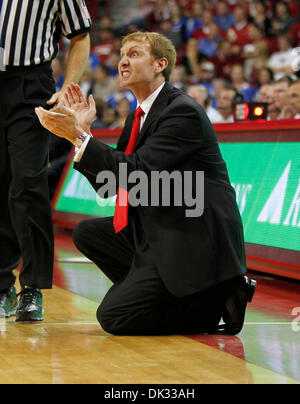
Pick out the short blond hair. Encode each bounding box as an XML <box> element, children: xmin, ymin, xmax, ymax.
<box><xmin>121</xmin><ymin>31</ymin><xmax>177</xmax><ymax>81</ymax></box>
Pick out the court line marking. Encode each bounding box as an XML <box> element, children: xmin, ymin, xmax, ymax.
<box><xmin>11</xmin><ymin>322</ymin><xmax>297</xmax><ymax>326</ymax></box>
<box><xmin>244</xmin><ymin>322</ymin><xmax>296</xmax><ymax>325</ymax></box>
<box><xmin>56</xmin><ymin>258</ymin><xmax>92</xmax><ymax>263</ymax></box>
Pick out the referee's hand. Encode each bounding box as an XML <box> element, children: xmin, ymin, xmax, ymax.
<box><xmin>47</xmin><ymin>89</ymin><xmax>67</xmax><ymax>108</ymax></box>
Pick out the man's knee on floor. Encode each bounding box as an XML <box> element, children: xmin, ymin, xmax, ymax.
<box><xmin>72</xmin><ymin>220</ymin><xmax>91</xmax><ymax>250</ymax></box>
<box><xmin>96</xmin><ymin>304</ymin><xmax>127</xmax><ymax>335</ymax></box>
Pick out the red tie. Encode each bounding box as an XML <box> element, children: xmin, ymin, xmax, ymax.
<box><xmin>113</xmin><ymin>107</ymin><xmax>145</xmax><ymax>233</ymax></box>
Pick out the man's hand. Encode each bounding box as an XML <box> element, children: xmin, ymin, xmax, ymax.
<box><xmin>64</xmin><ymin>83</ymin><xmax>96</xmax><ymax>133</ymax></box>
<box><xmin>35</xmin><ymin>105</ymin><xmax>83</xmax><ymax>145</ymax></box>
<box><xmin>47</xmin><ymin>89</ymin><xmax>67</xmax><ymax>108</ymax></box>
<box><xmin>36</xmin><ymin>83</ymin><xmax>97</xmax><ymax>144</ymax></box>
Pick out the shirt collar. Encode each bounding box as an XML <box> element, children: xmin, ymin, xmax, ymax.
<box><xmin>138</xmin><ymin>82</ymin><xmax>166</xmax><ymax>117</ymax></box>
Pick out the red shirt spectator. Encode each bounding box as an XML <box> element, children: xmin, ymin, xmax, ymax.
<box><xmin>175</xmin><ymin>0</ymin><xmax>195</xmax><ymax>16</ymax></box>
<box><xmin>227</xmin><ymin>6</ymin><xmax>250</xmax><ymax>48</ymax></box>
<box><xmin>210</xmin><ymin>39</ymin><xmax>243</xmax><ymax>80</ymax></box>
<box><xmin>290</xmin><ymin>21</ymin><xmax>300</xmax><ymax>45</ymax></box>
<box><xmin>289</xmin><ymin>1</ymin><xmax>300</xmax><ymax>17</ymax></box>
<box><xmin>192</xmin><ymin>9</ymin><xmax>214</xmax><ymax>40</ymax></box>
<box><xmin>91</xmin><ymin>28</ymin><xmax>116</xmax><ymax>64</ymax></box>
<box><xmin>147</xmin><ymin>0</ymin><xmax>171</xmax><ymax>30</ymax></box>
<box><xmin>85</xmin><ymin>0</ymin><xmax>98</xmax><ymax>20</ymax></box>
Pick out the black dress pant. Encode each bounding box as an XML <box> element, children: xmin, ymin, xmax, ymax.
<box><xmin>73</xmin><ymin>217</ymin><xmax>239</xmax><ymax>336</ymax></box>
<box><xmin>0</xmin><ymin>63</ymin><xmax>55</xmax><ymax>290</ymax></box>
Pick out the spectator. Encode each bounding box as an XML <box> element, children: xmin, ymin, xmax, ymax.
<box><xmin>105</xmin><ymin>52</ymin><xmax>121</xmax><ymax>77</ymax></box>
<box><xmin>185</xmin><ymin>0</ymin><xmax>204</xmax><ymax>39</ymax></box>
<box><xmin>147</xmin><ymin>0</ymin><xmax>171</xmax><ymax>31</ymax></box>
<box><xmin>187</xmin><ymin>85</ymin><xmax>224</xmax><ymax>123</ymax></box>
<box><xmin>212</xmin><ymin>77</ymin><xmax>228</xmax><ymax>108</ymax></box>
<box><xmin>198</xmin><ymin>22</ymin><xmax>222</xmax><ymax>58</ymax></box>
<box><xmin>79</xmin><ymin>66</ymin><xmax>94</xmax><ymax>99</ymax></box>
<box><xmin>92</xmin><ymin>104</ymin><xmax>120</xmax><ymax>130</ymax></box>
<box><xmin>227</xmin><ymin>6</ymin><xmax>250</xmax><ymax>53</ymax></box>
<box><xmin>191</xmin><ymin>9</ymin><xmax>215</xmax><ymax>41</ymax></box>
<box><xmin>273</xmin><ymin>76</ymin><xmax>295</xmax><ymax>119</ymax></box>
<box><xmin>230</xmin><ymin>64</ymin><xmax>258</xmax><ymax>101</ymax></box>
<box><xmin>92</xmin><ymin>27</ymin><xmax>116</xmax><ymax>64</ymax></box>
<box><xmin>257</xmin><ymin>66</ymin><xmax>274</xmax><ymax>87</ymax></box>
<box><xmin>267</xmin><ymin>34</ymin><xmax>295</xmax><ymax>80</ymax></box>
<box><xmin>256</xmin><ymin>84</ymin><xmax>279</xmax><ymax>120</ymax></box>
<box><xmin>176</xmin><ymin>0</ymin><xmax>195</xmax><ymax>16</ymax></box>
<box><xmin>286</xmin><ymin>0</ymin><xmax>300</xmax><ymax>17</ymax></box>
<box><xmin>196</xmin><ymin>61</ymin><xmax>216</xmax><ymax>98</ymax></box>
<box><xmin>106</xmin><ymin>76</ymin><xmax>137</xmax><ymax>112</ymax></box>
<box><xmin>290</xmin><ymin>19</ymin><xmax>300</xmax><ymax>45</ymax></box>
<box><xmin>210</xmin><ymin>39</ymin><xmax>243</xmax><ymax>80</ymax></box>
<box><xmin>249</xmin><ymin>0</ymin><xmax>272</xmax><ymax>37</ymax></box>
<box><xmin>270</xmin><ymin>1</ymin><xmax>295</xmax><ymax>36</ymax></box>
<box><xmin>97</xmin><ymin>15</ymin><xmax>116</xmax><ymax>32</ymax></box>
<box><xmin>217</xmin><ymin>86</ymin><xmax>238</xmax><ymax>123</ymax></box>
<box><xmin>214</xmin><ymin>0</ymin><xmax>235</xmax><ymax>32</ymax></box>
<box><xmin>93</xmin><ymin>64</ymin><xmax>117</xmax><ymax>104</ymax></box>
<box><xmin>282</xmin><ymin>80</ymin><xmax>300</xmax><ymax>119</ymax></box>
<box><xmin>159</xmin><ymin>8</ymin><xmax>186</xmax><ymax>50</ymax></box>
<box><xmin>170</xmin><ymin>65</ymin><xmax>188</xmax><ymax>91</ymax></box>
<box><xmin>185</xmin><ymin>36</ymin><xmax>206</xmax><ymax>77</ymax></box>
<box><xmin>119</xmin><ymin>0</ymin><xmax>152</xmax><ymax>34</ymax></box>
<box><xmin>116</xmin><ymin>98</ymin><xmax>131</xmax><ymax>128</ymax></box>
<box><xmin>168</xmin><ymin>2</ymin><xmax>188</xmax><ymax>44</ymax></box>
<box><xmin>244</xmin><ymin>36</ymin><xmax>270</xmax><ymax>80</ymax></box>
<box><xmin>51</xmin><ymin>58</ymin><xmax>64</xmax><ymax>92</ymax></box>
<box><xmin>257</xmin><ymin>83</ymin><xmax>275</xmax><ymax>103</ymax></box>
<box><xmin>88</xmin><ymin>51</ymin><xmax>100</xmax><ymax>71</ymax></box>
<box><xmin>243</xmin><ymin>23</ymin><xmax>270</xmax><ymax>59</ymax></box>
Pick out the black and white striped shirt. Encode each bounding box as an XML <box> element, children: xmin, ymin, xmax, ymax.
<box><xmin>0</xmin><ymin>0</ymin><xmax>91</xmax><ymax>67</ymax></box>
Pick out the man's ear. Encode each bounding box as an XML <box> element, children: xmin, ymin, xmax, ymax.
<box><xmin>154</xmin><ymin>58</ymin><xmax>169</xmax><ymax>75</ymax></box>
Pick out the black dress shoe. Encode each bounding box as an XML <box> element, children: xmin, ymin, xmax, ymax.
<box><xmin>216</xmin><ymin>276</ymin><xmax>257</xmax><ymax>336</ymax></box>
<box><xmin>16</xmin><ymin>287</ymin><xmax>44</xmax><ymax>322</ymax></box>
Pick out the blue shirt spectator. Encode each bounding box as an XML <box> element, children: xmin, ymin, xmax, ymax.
<box><xmin>107</xmin><ymin>89</ymin><xmax>137</xmax><ymax>112</ymax></box>
<box><xmin>214</xmin><ymin>0</ymin><xmax>235</xmax><ymax>32</ymax></box>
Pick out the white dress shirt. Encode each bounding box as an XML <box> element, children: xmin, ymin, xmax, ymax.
<box><xmin>138</xmin><ymin>81</ymin><xmax>166</xmax><ymax>130</ymax></box>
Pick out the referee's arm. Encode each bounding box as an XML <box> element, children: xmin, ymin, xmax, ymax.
<box><xmin>47</xmin><ymin>33</ymin><xmax>90</xmax><ymax>106</ymax></box>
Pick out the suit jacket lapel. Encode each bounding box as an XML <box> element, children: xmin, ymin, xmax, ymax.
<box><xmin>135</xmin><ymin>82</ymin><xmax>173</xmax><ymax>149</ymax></box>
<box><xmin>117</xmin><ymin>112</ymin><xmax>135</xmax><ymax>152</ymax></box>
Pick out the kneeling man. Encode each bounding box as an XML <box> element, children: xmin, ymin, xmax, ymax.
<box><xmin>36</xmin><ymin>32</ymin><xmax>256</xmax><ymax>335</ymax></box>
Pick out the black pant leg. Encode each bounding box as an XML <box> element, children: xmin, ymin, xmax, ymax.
<box><xmin>0</xmin><ymin>64</ymin><xmax>55</xmax><ymax>289</ymax></box>
<box><xmin>97</xmin><ymin>247</ymin><xmax>238</xmax><ymax>336</ymax></box>
<box><xmin>7</xmin><ymin>116</ymin><xmax>54</xmax><ymax>288</ymax></box>
<box><xmin>73</xmin><ymin>217</ymin><xmax>135</xmax><ymax>283</ymax></box>
<box><xmin>0</xmin><ymin>124</ymin><xmax>20</xmax><ymax>289</ymax></box>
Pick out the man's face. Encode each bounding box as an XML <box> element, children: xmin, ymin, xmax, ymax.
<box><xmin>287</xmin><ymin>83</ymin><xmax>300</xmax><ymax>115</ymax></box>
<box><xmin>274</xmin><ymin>81</ymin><xmax>289</xmax><ymax>109</ymax></box>
<box><xmin>257</xmin><ymin>85</ymin><xmax>275</xmax><ymax>103</ymax></box>
<box><xmin>118</xmin><ymin>40</ymin><xmax>157</xmax><ymax>91</ymax></box>
<box><xmin>234</xmin><ymin>7</ymin><xmax>245</xmax><ymax>23</ymax></box>
<box><xmin>187</xmin><ymin>88</ymin><xmax>206</xmax><ymax>109</ymax></box>
<box><xmin>218</xmin><ymin>89</ymin><xmax>235</xmax><ymax>110</ymax></box>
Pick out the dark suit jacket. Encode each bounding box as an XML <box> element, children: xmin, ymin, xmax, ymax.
<box><xmin>74</xmin><ymin>82</ymin><xmax>246</xmax><ymax>298</ymax></box>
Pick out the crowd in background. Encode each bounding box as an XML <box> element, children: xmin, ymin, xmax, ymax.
<box><xmin>48</xmin><ymin>0</ymin><xmax>300</xmax><ymax>195</ymax></box>
<box><xmin>52</xmin><ymin>0</ymin><xmax>300</xmax><ymax>128</ymax></box>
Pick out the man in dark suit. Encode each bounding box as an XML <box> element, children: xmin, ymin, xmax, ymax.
<box><xmin>35</xmin><ymin>32</ymin><xmax>256</xmax><ymax>336</ymax></box>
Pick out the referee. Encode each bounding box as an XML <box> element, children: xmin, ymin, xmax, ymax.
<box><xmin>0</xmin><ymin>0</ymin><xmax>91</xmax><ymax>321</ymax></box>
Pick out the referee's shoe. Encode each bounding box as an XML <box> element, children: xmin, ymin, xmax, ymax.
<box><xmin>16</xmin><ymin>287</ymin><xmax>44</xmax><ymax>322</ymax></box>
<box><xmin>0</xmin><ymin>287</ymin><xmax>18</xmax><ymax>318</ymax></box>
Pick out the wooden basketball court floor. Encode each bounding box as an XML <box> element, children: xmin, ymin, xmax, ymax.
<box><xmin>1</xmin><ymin>228</ymin><xmax>300</xmax><ymax>385</ymax></box>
